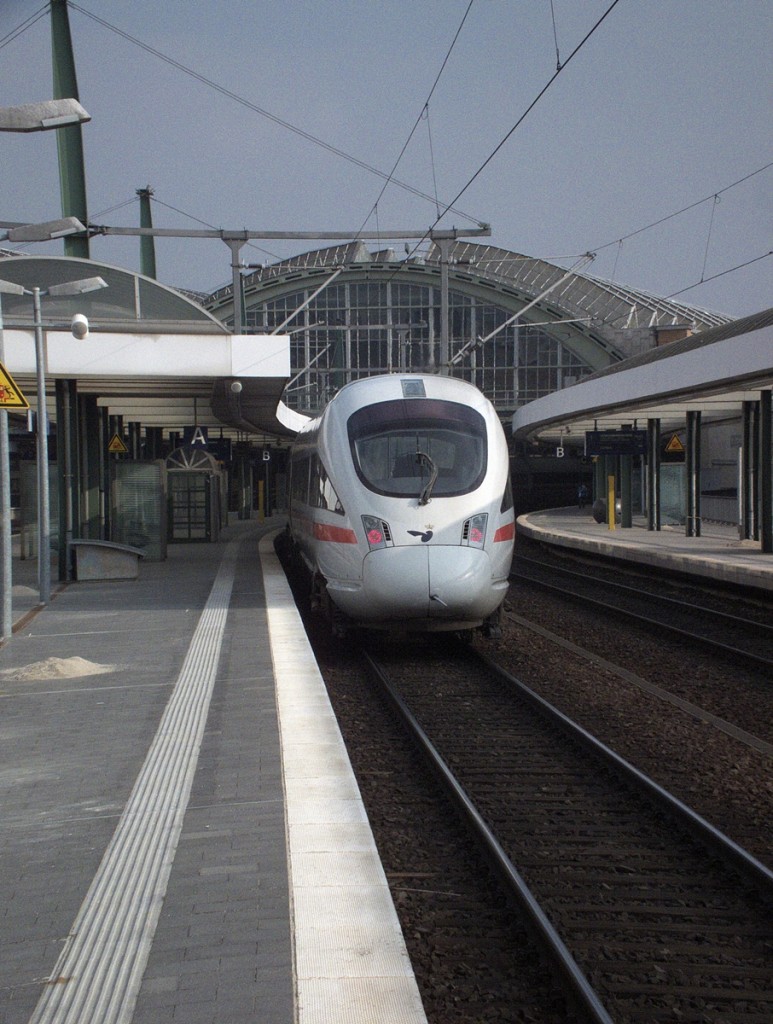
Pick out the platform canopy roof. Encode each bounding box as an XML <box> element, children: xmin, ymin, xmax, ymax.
<box><xmin>0</xmin><ymin>255</ymin><xmax>297</xmax><ymax>438</ymax></box>
<box><xmin>512</xmin><ymin>308</ymin><xmax>773</xmax><ymax>444</ymax></box>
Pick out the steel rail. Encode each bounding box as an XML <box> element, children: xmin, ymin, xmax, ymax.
<box><xmin>362</xmin><ymin>649</ymin><xmax>616</xmax><ymax>1024</ymax></box>
<box><xmin>515</xmin><ymin>553</ymin><xmax>773</xmax><ymax>637</ymax></box>
<box><xmin>510</xmin><ymin>565</ymin><xmax>773</xmax><ymax>674</ymax></box>
<box><xmin>476</xmin><ymin>649</ymin><xmax>773</xmax><ymax>896</ymax></box>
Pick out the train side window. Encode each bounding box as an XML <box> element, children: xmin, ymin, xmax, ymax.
<box><xmin>310</xmin><ymin>455</ymin><xmax>345</xmax><ymax>514</ymax></box>
<box><xmin>290</xmin><ymin>454</ymin><xmax>311</xmax><ymax>503</ymax></box>
<box><xmin>501</xmin><ymin>474</ymin><xmax>514</xmax><ymax>512</ymax></box>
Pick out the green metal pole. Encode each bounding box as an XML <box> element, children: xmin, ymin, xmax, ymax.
<box><xmin>51</xmin><ymin>0</ymin><xmax>89</xmax><ymax>258</ymax></box>
<box><xmin>137</xmin><ymin>187</ymin><xmax>158</xmax><ymax>279</ymax></box>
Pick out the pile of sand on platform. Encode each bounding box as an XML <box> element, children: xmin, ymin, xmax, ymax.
<box><xmin>0</xmin><ymin>656</ymin><xmax>116</xmax><ymax>681</ymax></box>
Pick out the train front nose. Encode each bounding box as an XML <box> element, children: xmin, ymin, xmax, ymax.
<box><xmin>350</xmin><ymin>546</ymin><xmax>502</xmax><ymax>622</ymax></box>
<box><xmin>426</xmin><ymin>547</ymin><xmax>500</xmax><ymax>617</ymax></box>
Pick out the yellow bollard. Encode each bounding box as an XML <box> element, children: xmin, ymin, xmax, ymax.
<box><xmin>607</xmin><ymin>474</ymin><xmax>616</xmax><ymax>530</ymax></box>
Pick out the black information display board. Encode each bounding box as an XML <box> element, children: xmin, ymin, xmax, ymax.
<box><xmin>585</xmin><ymin>429</ymin><xmax>647</xmax><ymax>456</ymax></box>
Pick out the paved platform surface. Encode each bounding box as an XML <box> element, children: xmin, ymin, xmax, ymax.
<box><xmin>517</xmin><ymin>507</ymin><xmax>773</xmax><ymax>592</ymax></box>
<box><xmin>0</xmin><ymin>519</ymin><xmax>426</xmax><ymax>1024</ymax></box>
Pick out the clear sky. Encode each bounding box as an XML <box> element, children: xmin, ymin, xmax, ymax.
<box><xmin>2</xmin><ymin>0</ymin><xmax>771</xmax><ymax>318</ymax></box>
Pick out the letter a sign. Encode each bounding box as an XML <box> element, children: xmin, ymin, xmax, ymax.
<box><xmin>183</xmin><ymin>425</ymin><xmax>208</xmax><ymax>447</ymax></box>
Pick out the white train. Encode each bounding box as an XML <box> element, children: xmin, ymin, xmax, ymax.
<box><xmin>284</xmin><ymin>373</ymin><xmax>515</xmax><ymax>636</ymax></box>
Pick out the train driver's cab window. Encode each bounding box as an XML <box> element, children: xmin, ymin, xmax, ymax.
<box><xmin>348</xmin><ymin>399</ymin><xmax>487</xmax><ymax>498</ymax></box>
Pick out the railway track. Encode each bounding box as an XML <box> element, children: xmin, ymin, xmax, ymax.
<box><xmin>363</xmin><ymin>641</ymin><xmax>773</xmax><ymax>1024</ymax></box>
<box><xmin>510</xmin><ymin>553</ymin><xmax>773</xmax><ymax>673</ymax></box>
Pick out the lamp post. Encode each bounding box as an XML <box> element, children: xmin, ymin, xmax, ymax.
<box><xmin>0</xmin><ymin>284</ymin><xmax>26</xmax><ymax>641</ymax></box>
<box><xmin>34</xmin><ymin>276</ymin><xmax>107</xmax><ymax>605</ymax></box>
<box><xmin>32</xmin><ymin>286</ymin><xmax>52</xmax><ymax>606</ymax></box>
<box><xmin>0</xmin><ymin>98</ymin><xmax>91</xmax><ymax>637</ymax></box>
<box><xmin>0</xmin><ymin>98</ymin><xmax>90</xmax><ymax>132</ymax></box>
<box><xmin>0</xmin><ymin>221</ymin><xmax>91</xmax><ymax>633</ymax></box>
<box><xmin>0</xmin><ymin>273</ymin><xmax>107</xmax><ymax>607</ymax></box>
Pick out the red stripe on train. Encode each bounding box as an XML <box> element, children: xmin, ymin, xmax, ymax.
<box><xmin>493</xmin><ymin>521</ymin><xmax>515</xmax><ymax>542</ymax></box>
<box><xmin>314</xmin><ymin>523</ymin><xmax>358</xmax><ymax>544</ymax></box>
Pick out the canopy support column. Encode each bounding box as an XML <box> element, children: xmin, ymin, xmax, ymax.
<box><xmin>56</xmin><ymin>378</ymin><xmax>79</xmax><ymax>581</ymax></box>
<box><xmin>741</xmin><ymin>400</ymin><xmax>759</xmax><ymax>540</ymax></box>
<box><xmin>686</xmin><ymin>410</ymin><xmax>701</xmax><ymax>537</ymax></box>
<box><xmin>620</xmin><ymin>455</ymin><xmax>632</xmax><ymax>528</ymax></box>
<box><xmin>761</xmin><ymin>389</ymin><xmax>772</xmax><ymax>554</ymax></box>
<box><xmin>647</xmin><ymin>418</ymin><xmax>661</xmax><ymax>531</ymax></box>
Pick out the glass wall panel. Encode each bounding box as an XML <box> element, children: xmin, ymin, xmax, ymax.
<box><xmin>18</xmin><ymin>460</ymin><xmax>58</xmax><ymax>558</ymax></box>
<box><xmin>111</xmin><ymin>461</ymin><xmax>166</xmax><ymax>561</ymax></box>
<box><xmin>660</xmin><ymin>465</ymin><xmax>686</xmax><ymax>526</ymax></box>
<box><xmin>247</xmin><ymin>276</ymin><xmax>595</xmax><ymax>416</ymax></box>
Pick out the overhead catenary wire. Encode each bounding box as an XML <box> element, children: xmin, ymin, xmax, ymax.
<box><xmin>549</xmin><ymin>0</ymin><xmax>562</xmax><ymax>71</ymax></box>
<box><xmin>397</xmin><ymin>0</ymin><xmax>624</xmax><ymax>274</ymax></box>
<box><xmin>149</xmin><ymin>195</ymin><xmax>284</xmax><ymax>264</ymax></box>
<box><xmin>591</xmin><ymin>249</ymin><xmax>772</xmax><ymax>331</ymax></box>
<box><xmin>470</xmin><ymin>162</ymin><xmax>772</xmax><ymax>312</ymax></box>
<box><xmin>393</xmin><ymin>0</ymin><xmax>766</xmax><ymax>313</ymax></box>
<box><xmin>355</xmin><ymin>0</ymin><xmax>476</xmax><ymax>236</ymax></box>
<box><xmin>424</xmin><ymin>0</ymin><xmax>624</xmax><ymax>240</ymax></box>
<box><xmin>590</xmin><ymin>161</ymin><xmax>773</xmax><ymax>253</ymax></box>
<box><xmin>93</xmin><ymin>196</ymin><xmax>144</xmax><ymax>219</ymax></box>
<box><xmin>667</xmin><ymin>251</ymin><xmax>772</xmax><ymax>300</ymax></box>
<box><xmin>700</xmin><ymin>194</ymin><xmax>720</xmax><ymax>282</ymax></box>
<box><xmin>423</xmin><ymin>107</ymin><xmax>442</xmax><ymax>220</ymax></box>
<box><xmin>0</xmin><ymin>3</ymin><xmax>49</xmax><ymax>51</ymax></box>
<box><xmin>6</xmin><ymin>2</ymin><xmax>764</xmax><ymax>311</ymax></box>
<box><xmin>588</xmin><ymin>162</ymin><xmax>773</xmax><ymax>319</ymax></box>
<box><xmin>65</xmin><ymin>0</ymin><xmax>484</xmax><ymax>227</ymax></box>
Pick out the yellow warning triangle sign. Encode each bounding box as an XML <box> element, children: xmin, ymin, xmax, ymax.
<box><xmin>107</xmin><ymin>433</ymin><xmax>129</xmax><ymax>454</ymax></box>
<box><xmin>665</xmin><ymin>433</ymin><xmax>685</xmax><ymax>453</ymax></box>
<box><xmin>0</xmin><ymin>360</ymin><xmax>29</xmax><ymax>409</ymax></box>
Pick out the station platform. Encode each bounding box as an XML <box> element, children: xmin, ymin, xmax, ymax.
<box><xmin>516</xmin><ymin>506</ymin><xmax>773</xmax><ymax>592</ymax></box>
<box><xmin>0</xmin><ymin>519</ymin><xmax>427</xmax><ymax>1024</ymax></box>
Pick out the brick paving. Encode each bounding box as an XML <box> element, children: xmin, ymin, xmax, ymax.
<box><xmin>0</xmin><ymin>520</ymin><xmax>293</xmax><ymax>1024</ymax></box>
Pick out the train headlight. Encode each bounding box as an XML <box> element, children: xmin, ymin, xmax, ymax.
<box><xmin>462</xmin><ymin>513</ymin><xmax>487</xmax><ymax>548</ymax></box>
<box><xmin>362</xmin><ymin>515</ymin><xmax>393</xmax><ymax>550</ymax></box>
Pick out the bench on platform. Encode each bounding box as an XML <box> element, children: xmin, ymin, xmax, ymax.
<box><xmin>69</xmin><ymin>540</ymin><xmax>145</xmax><ymax>581</ymax></box>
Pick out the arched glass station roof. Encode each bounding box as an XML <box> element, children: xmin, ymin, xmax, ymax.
<box><xmin>0</xmin><ymin>255</ymin><xmax>226</xmax><ymax>333</ymax></box>
<box><xmin>205</xmin><ymin>242</ymin><xmax>729</xmax><ymax>420</ymax></box>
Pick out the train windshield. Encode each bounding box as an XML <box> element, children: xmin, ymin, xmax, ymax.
<box><xmin>348</xmin><ymin>399</ymin><xmax>487</xmax><ymax>498</ymax></box>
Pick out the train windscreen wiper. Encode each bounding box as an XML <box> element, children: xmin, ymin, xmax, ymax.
<box><xmin>416</xmin><ymin>451</ymin><xmax>438</xmax><ymax>505</ymax></box>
